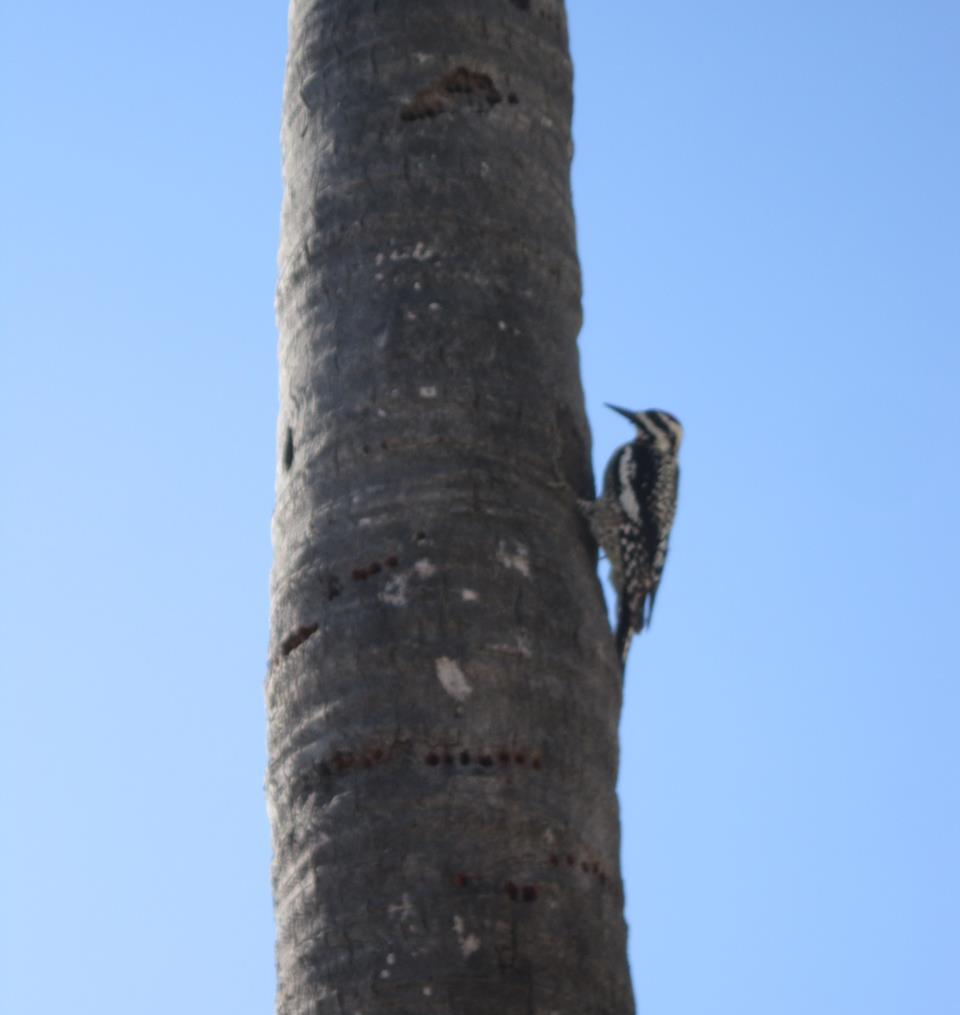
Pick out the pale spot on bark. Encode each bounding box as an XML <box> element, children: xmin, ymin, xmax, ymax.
<box><xmin>497</xmin><ymin>540</ymin><xmax>530</xmax><ymax>577</ymax></box>
<box><xmin>419</xmin><ymin>386</ymin><xmax>437</xmax><ymax>398</ymax></box>
<box><xmin>422</xmin><ymin>986</ymin><xmax>433</xmax><ymax>997</ymax></box>
<box><xmin>405</xmin><ymin>311</ymin><xmax>418</xmax><ymax>321</ymax></box>
<box><xmin>498</xmin><ymin>320</ymin><xmax>507</xmax><ymax>330</ymax></box>
<box><xmin>381</xmin><ymin>560</ymin><xmax>434</xmax><ymax>607</ymax></box>
<box><xmin>453</xmin><ymin>915</ymin><xmax>481</xmax><ymax>958</ymax></box>
<box><xmin>386</xmin><ymin>953</ymin><xmax>396</xmax><ymax>965</ymax></box>
<box><xmin>379</xmin><ymin>969</ymin><xmax>390</xmax><ymax>979</ymax></box>
<box><xmin>428</xmin><ymin>302</ymin><xmax>441</xmax><ymax>312</ymax></box>
<box><xmin>490</xmin><ymin>638</ymin><xmax>532</xmax><ymax>658</ymax></box>
<box><xmin>390</xmin><ymin>241</ymin><xmax>435</xmax><ymax>262</ymax></box>
<box><xmin>388</xmin><ymin>894</ymin><xmax>415</xmax><ymax>921</ymax></box>
<box><xmin>461</xmin><ymin>588</ymin><xmax>479</xmax><ymax>602</ymax></box>
<box><xmin>375</xmin><ymin>252</ymin><xmax>385</xmax><ymax>265</ymax></box>
<box><xmin>435</xmin><ymin>658</ymin><xmax>472</xmax><ymax>701</ymax></box>
<box><xmin>380</xmin><ymin>574</ymin><xmax>408</xmax><ymax>606</ymax></box>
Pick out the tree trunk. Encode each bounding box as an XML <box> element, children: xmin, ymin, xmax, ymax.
<box><xmin>267</xmin><ymin>2</ymin><xmax>633</xmax><ymax>1012</ymax></box>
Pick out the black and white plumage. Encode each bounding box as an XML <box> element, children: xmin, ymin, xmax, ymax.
<box><xmin>582</xmin><ymin>405</ymin><xmax>683</xmax><ymax>667</ymax></box>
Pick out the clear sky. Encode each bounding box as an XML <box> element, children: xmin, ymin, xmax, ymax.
<box><xmin>2</xmin><ymin>3</ymin><xmax>958</xmax><ymax>1013</ymax></box>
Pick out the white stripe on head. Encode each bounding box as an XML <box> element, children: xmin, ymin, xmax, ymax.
<box><xmin>637</xmin><ymin>410</ymin><xmax>683</xmax><ymax>450</ymax></box>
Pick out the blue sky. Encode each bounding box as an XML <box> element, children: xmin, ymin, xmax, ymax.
<box><xmin>2</xmin><ymin>3</ymin><xmax>958</xmax><ymax>1013</ymax></box>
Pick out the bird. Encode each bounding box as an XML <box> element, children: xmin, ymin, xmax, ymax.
<box><xmin>581</xmin><ymin>405</ymin><xmax>683</xmax><ymax>667</ymax></box>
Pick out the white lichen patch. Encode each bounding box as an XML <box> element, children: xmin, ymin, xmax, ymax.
<box><xmin>388</xmin><ymin>894</ymin><xmax>415</xmax><ymax>921</ymax></box>
<box><xmin>405</xmin><ymin>310</ymin><xmax>418</xmax><ymax>322</ymax></box>
<box><xmin>453</xmin><ymin>915</ymin><xmax>481</xmax><ymax>959</ymax></box>
<box><xmin>497</xmin><ymin>540</ymin><xmax>531</xmax><ymax>578</ymax></box>
<box><xmin>422</xmin><ymin>986</ymin><xmax>433</xmax><ymax>997</ymax></box>
<box><xmin>490</xmin><ymin>641</ymin><xmax>531</xmax><ymax>657</ymax></box>
<box><xmin>435</xmin><ymin>658</ymin><xmax>472</xmax><ymax>702</ymax></box>
<box><xmin>380</xmin><ymin>560</ymin><xmax>436</xmax><ymax>608</ymax></box>
<box><xmin>419</xmin><ymin>386</ymin><xmax>437</xmax><ymax>398</ymax></box>
<box><xmin>380</xmin><ymin>574</ymin><xmax>409</xmax><ymax>606</ymax></box>
<box><xmin>461</xmin><ymin>589</ymin><xmax>479</xmax><ymax>602</ymax></box>
<box><xmin>428</xmin><ymin>302</ymin><xmax>441</xmax><ymax>312</ymax></box>
<box><xmin>386</xmin><ymin>954</ymin><xmax>396</xmax><ymax>966</ymax></box>
<box><xmin>498</xmin><ymin>320</ymin><xmax>507</xmax><ymax>331</ymax></box>
<box><xmin>389</xmin><ymin>241</ymin><xmax>435</xmax><ymax>262</ymax></box>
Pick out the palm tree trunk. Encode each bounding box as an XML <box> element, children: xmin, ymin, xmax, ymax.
<box><xmin>267</xmin><ymin>2</ymin><xmax>633</xmax><ymax>1012</ymax></box>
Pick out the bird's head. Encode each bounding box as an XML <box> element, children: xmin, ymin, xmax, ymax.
<box><xmin>605</xmin><ymin>404</ymin><xmax>684</xmax><ymax>451</ymax></box>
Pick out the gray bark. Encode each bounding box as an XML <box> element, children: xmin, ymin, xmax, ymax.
<box><xmin>267</xmin><ymin>2</ymin><xmax>633</xmax><ymax>1012</ymax></box>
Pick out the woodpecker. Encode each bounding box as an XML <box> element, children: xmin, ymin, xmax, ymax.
<box><xmin>581</xmin><ymin>405</ymin><xmax>683</xmax><ymax>667</ymax></box>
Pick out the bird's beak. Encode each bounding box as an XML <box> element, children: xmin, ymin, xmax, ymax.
<box><xmin>604</xmin><ymin>403</ymin><xmax>636</xmax><ymax>423</ymax></box>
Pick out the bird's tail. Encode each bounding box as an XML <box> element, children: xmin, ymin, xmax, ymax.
<box><xmin>615</xmin><ymin>601</ymin><xmax>640</xmax><ymax>669</ymax></box>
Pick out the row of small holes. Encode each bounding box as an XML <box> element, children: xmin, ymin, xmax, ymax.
<box><xmin>453</xmin><ymin>862</ymin><xmax>609</xmax><ymax>898</ymax></box>
<box><xmin>426</xmin><ymin>750</ymin><xmax>542</xmax><ymax>769</ymax></box>
<box><xmin>295</xmin><ymin>744</ymin><xmax>545</xmax><ymax>784</ymax></box>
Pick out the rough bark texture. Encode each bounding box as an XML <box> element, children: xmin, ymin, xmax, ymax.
<box><xmin>267</xmin><ymin>2</ymin><xmax>633</xmax><ymax>1012</ymax></box>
